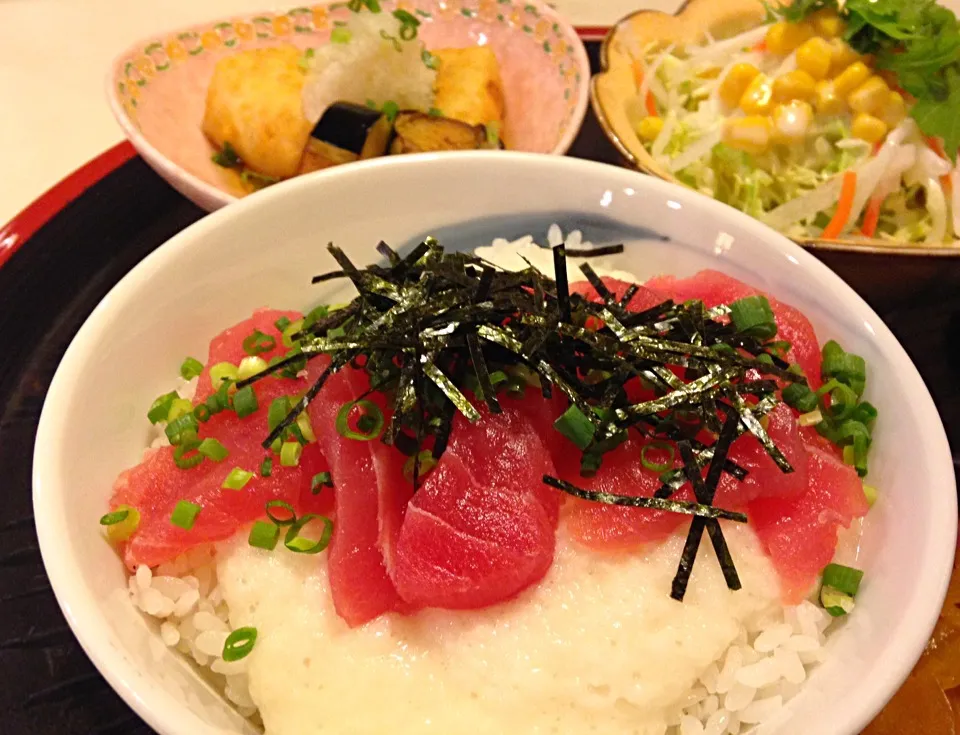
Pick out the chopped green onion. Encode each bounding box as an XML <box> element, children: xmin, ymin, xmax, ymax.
<box><xmin>242</xmin><ymin>330</ymin><xmax>276</xmax><ymax>356</ymax></box>
<box><xmin>212</xmin><ymin>141</ymin><xmax>241</xmax><ymax>168</ymax></box>
<box><xmin>863</xmin><ymin>484</ymin><xmax>878</xmax><ymax>507</ymax></box>
<box><xmin>640</xmin><ymin>441</ymin><xmax>675</xmax><ymax>473</ymax></box>
<box><xmin>170</xmin><ymin>500</ymin><xmax>201</xmax><ymax>530</ymax></box>
<box><xmin>782</xmin><ymin>382</ymin><xmax>818</xmax><ymax>413</ymax></box>
<box><xmin>173</xmin><ymin>438</ymin><xmax>204</xmax><ymax>470</ymax></box>
<box><xmin>824</xmin><ymin>382</ymin><xmax>858</xmax><ymax>421</ymax></box>
<box><xmin>167</xmin><ymin>398</ymin><xmax>195</xmax><ymax>422</ymax></box>
<box><xmin>486</xmin><ymin>121</ymin><xmax>500</xmax><ymax>147</ymax></box>
<box><xmin>165</xmin><ymin>413</ymin><xmax>199</xmax><ymax>445</ymax></box>
<box><xmin>311</xmin><ymin>471</ymin><xmax>333</xmax><ymax>493</ymax></box>
<box><xmin>280</xmin><ymin>441</ymin><xmax>303</xmax><ymax>467</ymax></box>
<box><xmin>248</xmin><ymin>520</ymin><xmax>280</xmax><ymax>550</ymax></box>
<box><xmin>193</xmin><ymin>404</ymin><xmax>212</xmax><ymax>422</ymax></box>
<box><xmin>331</xmin><ymin>26</ymin><xmax>352</xmax><ymax>43</ymax></box>
<box><xmin>729</xmin><ymin>295</ymin><xmax>777</xmax><ymax>340</ymax></box>
<box><xmin>210</xmin><ymin>362</ymin><xmax>239</xmax><ymax>388</ymax></box>
<box><xmin>298</xmin><ymin>47</ymin><xmax>315</xmax><ymax>71</ymax></box>
<box><xmin>553</xmin><ymin>405</ymin><xmax>596</xmax><ymax>450</ymax></box>
<box><xmin>147</xmin><ymin>391</ymin><xmax>179</xmax><ymax>424</ymax></box>
<box><xmin>233</xmin><ymin>385</ymin><xmax>259</xmax><ymax>419</ymax></box>
<box><xmin>268</xmin><ymin>397</ymin><xmax>292</xmax><ymax>432</ymax></box>
<box><xmin>335</xmin><ymin>400</ymin><xmax>384</xmax><ymax>441</ymax></box>
<box><xmin>820</xmin><ymin>585</ymin><xmax>856</xmax><ymax>617</ymax></box>
<box><xmin>238</xmin><ymin>356</ymin><xmax>268</xmax><ymax>381</ymax></box>
<box><xmin>422</xmin><ymin>50</ymin><xmax>439</xmax><ymax>70</ymax></box>
<box><xmin>198</xmin><ymin>438</ymin><xmax>229</xmax><ymax>462</ymax></box>
<box><xmin>274</xmin><ymin>316</ymin><xmax>291</xmax><ymax>332</ymax></box>
<box><xmin>710</xmin><ymin>343</ymin><xmax>737</xmax><ymax>357</ymax></box>
<box><xmin>265</xmin><ymin>499</ymin><xmax>296</xmax><ymax>526</ymax></box>
<box><xmin>179</xmin><ymin>357</ymin><xmax>204</xmax><ymax>381</ymax></box>
<box><xmin>381</xmin><ymin>100</ymin><xmax>400</xmax><ymax>122</ymax></box>
<box><xmin>222</xmin><ymin>467</ymin><xmax>254</xmax><ymax>490</ymax></box>
<box><xmin>403</xmin><ymin>451</ymin><xmax>437</xmax><ymax>483</ymax></box>
<box><xmin>797</xmin><ymin>409</ymin><xmax>823</xmax><ymax>426</ymax></box>
<box><xmin>822</xmin><ymin>563</ymin><xmax>864</xmax><ymax>596</ymax></box>
<box><xmin>427</xmin><ymin>106</ymin><xmax>443</xmax><ymax>116</ymax></box>
<box><xmin>260</xmin><ymin>456</ymin><xmax>273</xmax><ymax>477</ymax></box>
<box><xmin>281</xmin><ymin>319</ymin><xmax>304</xmax><ymax>348</ymax></box>
<box><xmin>284</xmin><ymin>514</ymin><xmax>333</xmax><ymax>554</ymax></box>
<box><xmin>222</xmin><ymin>626</ymin><xmax>258</xmax><ymax>662</ymax></box>
<box><xmin>303</xmin><ymin>304</ymin><xmax>329</xmax><ymax>329</ymax></box>
<box><xmin>296</xmin><ymin>411</ymin><xmax>316</xmax><ymax>442</ymax></box>
<box><xmin>821</xmin><ymin>340</ymin><xmax>866</xmax><ymax>396</ymax></box>
<box><xmin>579</xmin><ymin>451</ymin><xmax>603</xmax><ymax>477</ymax></box>
<box><xmin>100</xmin><ymin>505</ymin><xmax>140</xmax><ymax>543</ymax></box>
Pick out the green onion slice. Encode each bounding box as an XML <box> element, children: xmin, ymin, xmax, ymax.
<box><xmin>180</xmin><ymin>357</ymin><xmax>204</xmax><ymax>380</ymax></box>
<box><xmin>222</xmin><ymin>626</ymin><xmax>258</xmax><ymax>662</ymax></box>
<box><xmin>265</xmin><ymin>500</ymin><xmax>296</xmax><ymax>526</ymax></box>
<box><xmin>820</xmin><ymin>585</ymin><xmax>855</xmax><ymax>617</ymax></box>
<box><xmin>821</xmin><ymin>563</ymin><xmax>864</xmax><ymax>596</ymax></box>
<box><xmin>248</xmin><ymin>520</ymin><xmax>279</xmax><ymax>550</ymax></box>
<box><xmin>242</xmin><ymin>330</ymin><xmax>276</xmax><ymax>356</ymax></box>
<box><xmin>280</xmin><ymin>441</ymin><xmax>303</xmax><ymax>467</ymax></box>
<box><xmin>260</xmin><ymin>456</ymin><xmax>273</xmax><ymax>477</ymax></box>
<box><xmin>198</xmin><ymin>438</ymin><xmax>229</xmax><ymax>462</ymax></box>
<box><xmin>281</xmin><ymin>319</ymin><xmax>304</xmax><ymax>348</ymax></box>
<box><xmin>101</xmin><ymin>505</ymin><xmax>141</xmax><ymax>542</ymax></box>
<box><xmin>165</xmin><ymin>413</ymin><xmax>199</xmax><ymax>445</ymax></box>
<box><xmin>331</xmin><ymin>26</ymin><xmax>352</xmax><ymax>43</ymax></box>
<box><xmin>311</xmin><ymin>472</ymin><xmax>333</xmax><ymax>494</ymax></box>
<box><xmin>170</xmin><ymin>500</ymin><xmax>201</xmax><ymax>530</ymax></box>
<box><xmin>403</xmin><ymin>451</ymin><xmax>437</xmax><ymax>483</ymax></box>
<box><xmin>274</xmin><ymin>316</ymin><xmax>292</xmax><ymax>332</ymax></box>
<box><xmin>284</xmin><ymin>514</ymin><xmax>333</xmax><ymax>554</ymax></box>
<box><xmin>210</xmin><ymin>362</ymin><xmax>239</xmax><ymax>389</ymax></box>
<box><xmin>147</xmin><ymin>391</ymin><xmax>179</xmax><ymax>424</ymax></box>
<box><xmin>553</xmin><ymin>405</ymin><xmax>596</xmax><ymax>450</ymax></box>
<box><xmin>233</xmin><ymin>385</ymin><xmax>259</xmax><ymax>419</ymax></box>
<box><xmin>335</xmin><ymin>400</ymin><xmax>384</xmax><ymax>441</ymax></box>
<box><xmin>222</xmin><ymin>467</ymin><xmax>254</xmax><ymax>491</ymax></box>
<box><xmin>173</xmin><ymin>437</ymin><xmax>204</xmax><ymax>470</ymax></box>
<box><xmin>782</xmin><ymin>382</ymin><xmax>818</xmax><ymax>414</ymax></box>
<box><xmin>729</xmin><ymin>295</ymin><xmax>777</xmax><ymax>340</ymax></box>
<box><xmin>641</xmin><ymin>441</ymin><xmax>675</xmax><ymax>473</ymax></box>
<box><xmin>863</xmin><ymin>484</ymin><xmax>878</xmax><ymax>507</ymax></box>
<box><xmin>167</xmin><ymin>398</ymin><xmax>195</xmax><ymax>422</ymax></box>
<box><xmin>821</xmin><ymin>340</ymin><xmax>867</xmax><ymax>396</ymax></box>
<box><xmin>238</xmin><ymin>356</ymin><xmax>268</xmax><ymax>381</ymax></box>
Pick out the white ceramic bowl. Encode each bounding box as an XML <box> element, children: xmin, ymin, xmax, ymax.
<box><xmin>34</xmin><ymin>152</ymin><xmax>956</xmax><ymax>735</ymax></box>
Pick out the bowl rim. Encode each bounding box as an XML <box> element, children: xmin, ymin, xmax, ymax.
<box><xmin>589</xmin><ymin>0</ymin><xmax>960</xmax><ymax>257</ymax></box>
<box><xmin>34</xmin><ymin>150</ymin><xmax>958</xmax><ymax>735</ymax></box>
<box><xmin>104</xmin><ymin>0</ymin><xmax>592</xmax><ymax>212</ymax></box>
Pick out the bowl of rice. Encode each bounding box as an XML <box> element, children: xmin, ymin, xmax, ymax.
<box><xmin>34</xmin><ymin>151</ymin><xmax>956</xmax><ymax>735</ymax></box>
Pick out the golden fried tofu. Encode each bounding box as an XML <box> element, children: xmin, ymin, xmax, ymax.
<box><xmin>202</xmin><ymin>45</ymin><xmax>313</xmax><ymax>180</ymax></box>
<box><xmin>432</xmin><ymin>47</ymin><xmax>505</xmax><ymax>129</ymax></box>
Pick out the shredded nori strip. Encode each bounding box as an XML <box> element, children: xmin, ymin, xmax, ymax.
<box><xmin>563</xmin><ymin>243</ymin><xmax>625</xmax><ymax>257</ymax></box>
<box><xmin>250</xmin><ymin>236</ymin><xmax>808</xmax><ymax>598</ymax></box>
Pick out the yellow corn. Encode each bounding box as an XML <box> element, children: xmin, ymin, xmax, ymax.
<box><xmin>829</xmin><ymin>39</ymin><xmax>861</xmax><ymax>76</ymax></box>
<box><xmin>719</xmin><ymin>62</ymin><xmax>761</xmax><ymax>108</ymax></box>
<box><xmin>833</xmin><ymin>61</ymin><xmax>872</xmax><ymax>97</ymax></box>
<box><xmin>722</xmin><ymin>116</ymin><xmax>773</xmax><ymax>155</ymax></box>
<box><xmin>771</xmin><ymin>101</ymin><xmax>813</xmax><ymax>144</ymax></box>
<box><xmin>772</xmin><ymin>70</ymin><xmax>817</xmax><ymax>103</ymax></box>
<box><xmin>848</xmin><ymin>75</ymin><xmax>889</xmax><ymax>116</ymax></box>
<box><xmin>637</xmin><ymin>115</ymin><xmax>664</xmax><ymax>142</ymax></box>
<box><xmin>810</xmin><ymin>8</ymin><xmax>845</xmax><ymax>38</ymax></box>
<box><xmin>796</xmin><ymin>37</ymin><xmax>833</xmax><ymax>80</ymax></box>
<box><xmin>851</xmin><ymin>112</ymin><xmax>888</xmax><ymax>144</ymax></box>
<box><xmin>739</xmin><ymin>73</ymin><xmax>774</xmax><ymax>115</ymax></box>
<box><xmin>881</xmin><ymin>90</ymin><xmax>907</xmax><ymax>128</ymax></box>
<box><xmin>765</xmin><ymin>21</ymin><xmax>814</xmax><ymax>55</ymax></box>
<box><xmin>814</xmin><ymin>80</ymin><xmax>846</xmax><ymax>115</ymax></box>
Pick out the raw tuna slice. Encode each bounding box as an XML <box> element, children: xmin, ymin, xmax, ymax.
<box><xmin>571</xmin><ymin>276</ymin><xmax>667</xmax><ymax>313</ymax></box>
<box><xmin>391</xmin><ymin>399</ymin><xmax>558</xmax><ymax>609</ymax></box>
<box><xmin>305</xmin><ymin>361</ymin><xmax>408</xmax><ymax>626</ymax></box>
<box><xmin>566</xmin><ymin>436</ymin><xmax>694</xmax><ymax>550</ymax></box>
<box><xmin>195</xmin><ymin>308</ymin><xmax>301</xmax><ymax>401</ymax></box>
<box><xmin>748</xmin><ymin>442</ymin><xmax>869</xmax><ymax>603</ymax></box>
<box><xmin>645</xmin><ymin>270</ymin><xmax>822</xmax><ymax>389</ymax></box>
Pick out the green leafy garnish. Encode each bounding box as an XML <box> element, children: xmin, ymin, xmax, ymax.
<box><xmin>212</xmin><ymin>141</ymin><xmax>241</xmax><ymax>168</ymax></box>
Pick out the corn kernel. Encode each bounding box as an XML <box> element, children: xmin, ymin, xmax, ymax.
<box><xmin>772</xmin><ymin>70</ymin><xmax>817</xmax><ymax>103</ymax></box>
<box><xmin>637</xmin><ymin>115</ymin><xmax>664</xmax><ymax>141</ymax></box>
<box><xmin>765</xmin><ymin>21</ymin><xmax>814</xmax><ymax>55</ymax></box>
<box><xmin>848</xmin><ymin>75</ymin><xmax>889</xmax><ymax>116</ymax></box>
<box><xmin>810</xmin><ymin>8</ymin><xmax>845</xmax><ymax>38</ymax></box>
<box><xmin>796</xmin><ymin>37</ymin><xmax>833</xmax><ymax>80</ymax></box>
<box><xmin>739</xmin><ymin>73</ymin><xmax>774</xmax><ymax>115</ymax></box>
<box><xmin>814</xmin><ymin>80</ymin><xmax>846</xmax><ymax>115</ymax></box>
<box><xmin>722</xmin><ymin>116</ymin><xmax>773</xmax><ymax>155</ymax></box>
<box><xmin>881</xmin><ymin>90</ymin><xmax>907</xmax><ymax>128</ymax></box>
<box><xmin>829</xmin><ymin>39</ymin><xmax>861</xmax><ymax>76</ymax></box>
<box><xmin>833</xmin><ymin>61</ymin><xmax>872</xmax><ymax>97</ymax></box>
<box><xmin>851</xmin><ymin>112</ymin><xmax>888</xmax><ymax>144</ymax></box>
<box><xmin>719</xmin><ymin>62</ymin><xmax>761</xmax><ymax>108</ymax></box>
<box><xmin>772</xmin><ymin>101</ymin><xmax>813</xmax><ymax>144</ymax></box>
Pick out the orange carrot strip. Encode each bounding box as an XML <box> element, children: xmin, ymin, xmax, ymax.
<box><xmin>871</xmin><ymin>140</ymin><xmax>883</xmax><ymax>156</ymax></box>
<box><xmin>633</xmin><ymin>60</ymin><xmax>659</xmax><ymax>117</ymax></box>
<box><xmin>752</xmin><ymin>39</ymin><xmax>767</xmax><ymax>52</ymax></box>
<box><xmin>822</xmin><ymin>171</ymin><xmax>858</xmax><ymax>239</ymax></box>
<box><xmin>645</xmin><ymin>90</ymin><xmax>659</xmax><ymax>117</ymax></box>
<box><xmin>860</xmin><ymin>196</ymin><xmax>883</xmax><ymax>238</ymax></box>
<box><xmin>941</xmin><ymin>174</ymin><xmax>953</xmax><ymax>198</ymax></box>
<box><xmin>927</xmin><ymin>135</ymin><xmax>948</xmax><ymax>160</ymax></box>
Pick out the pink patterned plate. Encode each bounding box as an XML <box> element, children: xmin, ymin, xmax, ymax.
<box><xmin>106</xmin><ymin>1</ymin><xmax>590</xmax><ymax>212</ymax></box>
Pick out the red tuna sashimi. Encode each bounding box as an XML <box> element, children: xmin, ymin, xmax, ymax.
<box><xmin>748</xmin><ymin>442</ymin><xmax>869</xmax><ymax>603</ymax></box>
<box><xmin>570</xmin><ymin>276</ymin><xmax>667</xmax><ymax>312</ymax></box>
<box><xmin>305</xmin><ymin>361</ymin><xmax>408</xmax><ymax>626</ymax></box>
<box><xmin>645</xmin><ymin>270</ymin><xmax>822</xmax><ymax>389</ymax></box>
<box><xmin>195</xmin><ymin>308</ymin><xmax>301</xmax><ymax>401</ymax></box>
<box><xmin>112</xmin><ymin>374</ymin><xmax>333</xmax><ymax>569</ymax></box>
<box><xmin>391</xmin><ymin>399</ymin><xmax>558</xmax><ymax>608</ymax></box>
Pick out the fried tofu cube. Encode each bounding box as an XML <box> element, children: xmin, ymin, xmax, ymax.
<box><xmin>432</xmin><ymin>47</ymin><xmax>505</xmax><ymax>129</ymax></box>
<box><xmin>202</xmin><ymin>45</ymin><xmax>313</xmax><ymax>180</ymax></box>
